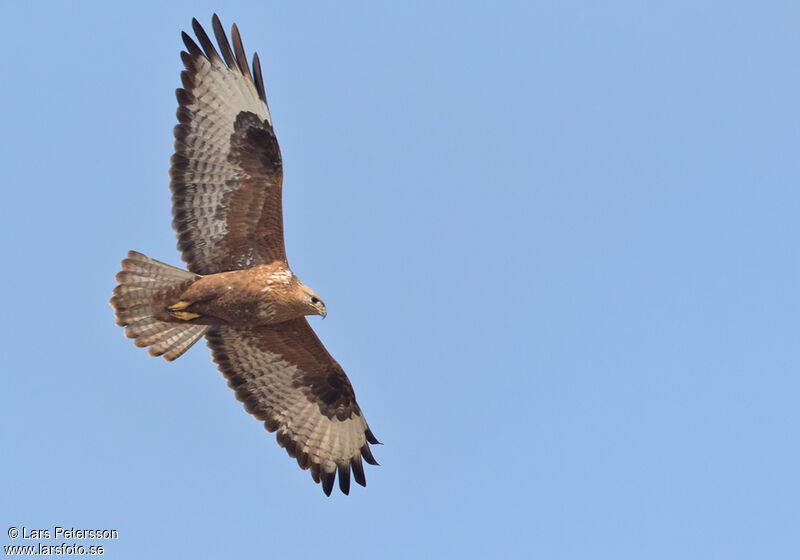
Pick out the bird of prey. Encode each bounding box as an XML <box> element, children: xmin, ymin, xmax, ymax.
<box><xmin>110</xmin><ymin>15</ymin><xmax>379</xmax><ymax>496</ymax></box>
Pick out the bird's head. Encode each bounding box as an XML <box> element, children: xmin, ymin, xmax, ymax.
<box><xmin>297</xmin><ymin>283</ymin><xmax>327</xmax><ymax>319</ymax></box>
<box><xmin>263</xmin><ymin>265</ymin><xmax>327</xmax><ymax>321</ymax></box>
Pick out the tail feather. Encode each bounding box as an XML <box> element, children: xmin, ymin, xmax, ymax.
<box><xmin>157</xmin><ymin>324</ymin><xmax>209</xmax><ymax>361</ymax></box>
<box><xmin>111</xmin><ymin>251</ymin><xmax>208</xmax><ymax>361</ymax></box>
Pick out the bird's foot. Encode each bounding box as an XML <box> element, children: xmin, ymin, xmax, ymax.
<box><xmin>168</xmin><ymin>300</ymin><xmax>193</xmax><ymax>311</ymax></box>
<box><xmin>169</xmin><ymin>310</ymin><xmax>201</xmax><ymax>321</ymax></box>
<box><xmin>167</xmin><ymin>301</ymin><xmax>200</xmax><ymax>320</ymax></box>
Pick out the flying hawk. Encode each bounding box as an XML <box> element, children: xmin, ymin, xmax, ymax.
<box><xmin>110</xmin><ymin>15</ymin><xmax>379</xmax><ymax>496</ymax></box>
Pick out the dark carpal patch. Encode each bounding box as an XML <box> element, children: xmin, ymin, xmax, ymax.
<box><xmin>229</xmin><ymin>111</ymin><xmax>282</xmax><ymax>170</ymax></box>
<box><xmin>296</xmin><ymin>366</ymin><xmax>359</xmax><ymax>420</ymax></box>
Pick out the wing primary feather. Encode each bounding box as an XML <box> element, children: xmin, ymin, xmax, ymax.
<box><xmin>365</xmin><ymin>428</ymin><xmax>381</xmax><ymax>445</ymax></box>
<box><xmin>179</xmin><ymin>51</ymin><xmax>194</xmax><ymax>71</ymax></box>
<box><xmin>211</xmin><ymin>14</ymin><xmax>236</xmax><ymax>68</ymax></box>
<box><xmin>252</xmin><ymin>52</ymin><xmax>267</xmax><ymax>101</ymax></box>
<box><xmin>179</xmin><ymin>68</ymin><xmax>195</xmax><ymax>91</ymax></box>
<box><xmin>361</xmin><ymin>444</ymin><xmax>379</xmax><ymax>466</ymax></box>
<box><xmin>310</xmin><ymin>463</ymin><xmax>321</xmax><ymax>484</ymax></box>
<box><xmin>284</xmin><ymin>436</ymin><xmax>298</xmax><ymax>458</ymax></box>
<box><xmin>351</xmin><ymin>456</ymin><xmax>366</xmax><ymax>487</ymax></box>
<box><xmin>191</xmin><ymin>17</ymin><xmax>220</xmax><ymax>62</ymax></box>
<box><xmin>321</xmin><ymin>471</ymin><xmax>335</xmax><ymax>496</ymax></box>
<box><xmin>337</xmin><ymin>463</ymin><xmax>351</xmax><ymax>495</ymax></box>
<box><xmin>296</xmin><ymin>451</ymin><xmax>310</xmax><ymax>470</ymax></box>
<box><xmin>231</xmin><ymin>23</ymin><xmax>253</xmax><ymax>80</ymax></box>
<box><xmin>181</xmin><ymin>31</ymin><xmax>203</xmax><ymax>57</ymax></box>
<box><xmin>175</xmin><ymin>88</ymin><xmax>192</xmax><ymax>106</ymax></box>
<box><xmin>176</xmin><ymin>106</ymin><xmax>193</xmax><ymax>126</ymax></box>
<box><xmin>276</xmin><ymin>430</ymin><xmax>290</xmax><ymax>449</ymax></box>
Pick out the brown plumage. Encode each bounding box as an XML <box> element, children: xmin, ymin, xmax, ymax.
<box><xmin>110</xmin><ymin>15</ymin><xmax>379</xmax><ymax>496</ymax></box>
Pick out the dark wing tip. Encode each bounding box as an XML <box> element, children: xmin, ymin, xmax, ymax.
<box><xmin>361</xmin><ymin>443</ymin><xmax>379</xmax><ymax>466</ymax></box>
<box><xmin>365</xmin><ymin>428</ymin><xmax>381</xmax><ymax>445</ymax></box>
<box><xmin>181</xmin><ymin>31</ymin><xmax>202</xmax><ymax>57</ymax></box>
<box><xmin>252</xmin><ymin>52</ymin><xmax>267</xmax><ymax>101</ymax></box>
<box><xmin>351</xmin><ymin>456</ymin><xmax>366</xmax><ymax>487</ymax></box>
<box><xmin>231</xmin><ymin>23</ymin><xmax>253</xmax><ymax>80</ymax></box>
<box><xmin>338</xmin><ymin>463</ymin><xmax>351</xmax><ymax>495</ymax></box>
<box><xmin>211</xmin><ymin>14</ymin><xmax>236</xmax><ymax>68</ymax></box>
<box><xmin>321</xmin><ymin>471</ymin><xmax>335</xmax><ymax>496</ymax></box>
<box><xmin>191</xmin><ymin>17</ymin><xmax>221</xmax><ymax>62</ymax></box>
<box><xmin>310</xmin><ymin>463</ymin><xmax>321</xmax><ymax>484</ymax></box>
<box><xmin>185</xmin><ymin>16</ymin><xmax>262</xmax><ymax>98</ymax></box>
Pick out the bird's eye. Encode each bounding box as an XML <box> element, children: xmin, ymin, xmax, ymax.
<box><xmin>311</xmin><ymin>297</ymin><xmax>319</xmax><ymax>304</ymax></box>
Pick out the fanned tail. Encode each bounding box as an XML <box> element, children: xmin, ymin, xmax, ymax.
<box><xmin>110</xmin><ymin>251</ymin><xmax>208</xmax><ymax>361</ymax></box>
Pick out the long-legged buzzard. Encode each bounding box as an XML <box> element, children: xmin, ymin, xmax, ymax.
<box><xmin>110</xmin><ymin>15</ymin><xmax>379</xmax><ymax>496</ymax></box>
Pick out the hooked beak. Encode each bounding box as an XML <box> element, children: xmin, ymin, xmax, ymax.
<box><xmin>315</xmin><ymin>302</ymin><xmax>327</xmax><ymax>319</ymax></box>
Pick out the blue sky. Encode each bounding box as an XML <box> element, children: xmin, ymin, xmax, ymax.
<box><xmin>1</xmin><ymin>1</ymin><xmax>798</xmax><ymax>558</ymax></box>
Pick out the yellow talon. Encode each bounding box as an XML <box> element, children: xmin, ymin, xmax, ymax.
<box><xmin>171</xmin><ymin>311</ymin><xmax>201</xmax><ymax>321</ymax></box>
<box><xmin>168</xmin><ymin>300</ymin><xmax>193</xmax><ymax>311</ymax></box>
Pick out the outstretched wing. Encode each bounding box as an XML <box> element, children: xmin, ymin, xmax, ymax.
<box><xmin>170</xmin><ymin>15</ymin><xmax>285</xmax><ymax>275</ymax></box>
<box><xmin>206</xmin><ymin>319</ymin><xmax>380</xmax><ymax>495</ymax></box>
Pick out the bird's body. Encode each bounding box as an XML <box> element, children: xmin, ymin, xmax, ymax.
<box><xmin>169</xmin><ymin>263</ymin><xmax>323</xmax><ymax>326</ymax></box>
<box><xmin>110</xmin><ymin>15</ymin><xmax>378</xmax><ymax>496</ymax></box>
